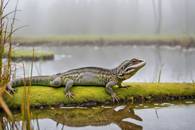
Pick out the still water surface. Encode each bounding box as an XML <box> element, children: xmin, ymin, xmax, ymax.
<box><xmin>2</xmin><ymin>101</ymin><xmax>195</xmax><ymax>130</ymax></box>
<box><xmin>14</xmin><ymin>45</ymin><xmax>195</xmax><ymax>82</ymax></box>
<box><xmin>5</xmin><ymin>45</ymin><xmax>195</xmax><ymax>130</ymax></box>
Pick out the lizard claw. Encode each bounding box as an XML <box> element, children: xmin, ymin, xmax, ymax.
<box><xmin>6</xmin><ymin>85</ymin><xmax>16</xmax><ymax>95</ymax></box>
<box><xmin>65</xmin><ymin>91</ymin><xmax>74</xmax><ymax>99</ymax></box>
<box><xmin>111</xmin><ymin>93</ymin><xmax>119</xmax><ymax>103</ymax></box>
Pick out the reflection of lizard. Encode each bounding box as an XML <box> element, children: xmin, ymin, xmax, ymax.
<box><xmin>7</xmin><ymin>58</ymin><xmax>145</xmax><ymax>102</ymax></box>
<box><xmin>52</xmin><ymin>105</ymin><xmax>143</xmax><ymax>130</ymax></box>
<box><xmin>2</xmin><ymin>104</ymin><xmax>142</xmax><ymax>130</ymax></box>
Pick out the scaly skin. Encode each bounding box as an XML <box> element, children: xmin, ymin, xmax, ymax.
<box><xmin>7</xmin><ymin>58</ymin><xmax>145</xmax><ymax>102</ymax></box>
<box><xmin>6</xmin><ymin>75</ymin><xmax>59</xmax><ymax>94</ymax></box>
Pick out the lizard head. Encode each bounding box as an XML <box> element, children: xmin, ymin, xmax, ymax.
<box><xmin>50</xmin><ymin>77</ymin><xmax>62</xmax><ymax>87</ymax></box>
<box><xmin>116</xmin><ymin>58</ymin><xmax>146</xmax><ymax>80</ymax></box>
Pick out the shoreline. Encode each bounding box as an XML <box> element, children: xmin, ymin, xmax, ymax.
<box><xmin>13</xmin><ymin>36</ymin><xmax>195</xmax><ymax>48</ymax></box>
<box><xmin>3</xmin><ymin>50</ymin><xmax>54</xmax><ymax>61</ymax></box>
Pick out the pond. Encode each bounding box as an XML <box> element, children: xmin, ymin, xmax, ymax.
<box><xmin>1</xmin><ymin>101</ymin><xmax>195</xmax><ymax>130</ymax></box>
<box><xmin>14</xmin><ymin>45</ymin><xmax>195</xmax><ymax>82</ymax></box>
<box><xmin>3</xmin><ymin>45</ymin><xmax>194</xmax><ymax>130</ymax></box>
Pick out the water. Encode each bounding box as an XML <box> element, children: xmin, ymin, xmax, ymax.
<box><xmin>4</xmin><ymin>45</ymin><xmax>195</xmax><ymax>130</ymax></box>
<box><xmin>1</xmin><ymin>101</ymin><xmax>195</xmax><ymax>130</ymax></box>
<box><xmin>14</xmin><ymin>45</ymin><xmax>195</xmax><ymax>82</ymax></box>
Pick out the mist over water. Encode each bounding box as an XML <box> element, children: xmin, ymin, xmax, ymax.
<box><xmin>7</xmin><ymin>0</ymin><xmax>195</xmax><ymax>36</ymax></box>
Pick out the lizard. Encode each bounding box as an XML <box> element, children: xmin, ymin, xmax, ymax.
<box><xmin>49</xmin><ymin>58</ymin><xmax>146</xmax><ymax>102</ymax></box>
<box><xmin>7</xmin><ymin>58</ymin><xmax>145</xmax><ymax>102</ymax></box>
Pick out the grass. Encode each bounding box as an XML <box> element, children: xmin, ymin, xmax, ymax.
<box><xmin>4</xmin><ymin>83</ymin><xmax>195</xmax><ymax>109</ymax></box>
<box><xmin>0</xmin><ymin>0</ymin><xmax>18</xmax><ymax>121</ymax></box>
<box><xmin>14</xmin><ymin>34</ymin><xmax>195</xmax><ymax>41</ymax></box>
<box><xmin>3</xmin><ymin>50</ymin><xmax>54</xmax><ymax>61</ymax></box>
<box><xmin>13</xmin><ymin>35</ymin><xmax>195</xmax><ymax>46</ymax></box>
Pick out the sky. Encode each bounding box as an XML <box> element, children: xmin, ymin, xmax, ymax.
<box><xmin>6</xmin><ymin>0</ymin><xmax>195</xmax><ymax>36</ymax></box>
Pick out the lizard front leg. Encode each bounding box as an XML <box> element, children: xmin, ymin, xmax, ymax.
<box><xmin>64</xmin><ymin>79</ymin><xmax>74</xmax><ymax>99</ymax></box>
<box><xmin>105</xmin><ymin>81</ymin><xmax>119</xmax><ymax>102</ymax></box>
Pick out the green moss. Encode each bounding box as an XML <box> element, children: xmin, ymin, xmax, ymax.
<box><xmin>3</xmin><ymin>50</ymin><xmax>54</xmax><ymax>61</ymax></box>
<box><xmin>4</xmin><ymin>83</ymin><xmax>195</xmax><ymax>109</ymax></box>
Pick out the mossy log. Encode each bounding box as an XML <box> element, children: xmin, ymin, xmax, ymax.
<box><xmin>4</xmin><ymin>83</ymin><xmax>195</xmax><ymax>109</ymax></box>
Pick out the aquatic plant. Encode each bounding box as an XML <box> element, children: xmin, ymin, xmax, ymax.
<box><xmin>155</xmin><ymin>64</ymin><xmax>163</xmax><ymax>88</ymax></box>
<box><xmin>13</xmin><ymin>35</ymin><xmax>195</xmax><ymax>47</ymax></box>
<box><xmin>0</xmin><ymin>0</ymin><xmax>33</xmax><ymax>130</ymax></box>
<box><xmin>21</xmin><ymin>49</ymin><xmax>34</xmax><ymax>130</ymax></box>
<box><xmin>3</xmin><ymin>50</ymin><xmax>54</xmax><ymax>61</ymax></box>
<box><xmin>0</xmin><ymin>0</ymin><xmax>19</xmax><ymax>121</ymax></box>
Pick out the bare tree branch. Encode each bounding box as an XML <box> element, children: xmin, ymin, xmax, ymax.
<box><xmin>1</xmin><ymin>9</ymin><xmax>21</xmax><ymax>20</ymax></box>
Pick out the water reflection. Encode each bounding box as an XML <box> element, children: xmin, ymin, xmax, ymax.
<box><xmin>1</xmin><ymin>105</ymin><xmax>143</xmax><ymax>130</ymax></box>
<box><xmin>1</xmin><ymin>103</ymin><xmax>195</xmax><ymax>130</ymax></box>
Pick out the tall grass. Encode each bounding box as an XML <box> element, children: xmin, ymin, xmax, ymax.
<box><xmin>0</xmin><ymin>0</ymin><xmax>35</xmax><ymax>128</ymax></box>
<box><xmin>0</xmin><ymin>0</ymin><xmax>21</xmax><ymax>129</ymax></box>
<box><xmin>0</xmin><ymin>0</ymin><xmax>18</xmax><ymax>120</ymax></box>
<box><xmin>21</xmin><ymin>48</ymin><xmax>34</xmax><ymax>130</ymax></box>
<box><xmin>156</xmin><ymin>65</ymin><xmax>163</xmax><ymax>87</ymax></box>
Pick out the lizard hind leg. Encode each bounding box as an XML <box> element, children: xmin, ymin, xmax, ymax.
<box><xmin>64</xmin><ymin>79</ymin><xmax>74</xmax><ymax>99</ymax></box>
<box><xmin>50</xmin><ymin>77</ymin><xmax>62</xmax><ymax>87</ymax></box>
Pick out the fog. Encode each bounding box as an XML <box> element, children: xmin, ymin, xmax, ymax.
<box><xmin>7</xmin><ymin>0</ymin><xmax>195</xmax><ymax>36</ymax></box>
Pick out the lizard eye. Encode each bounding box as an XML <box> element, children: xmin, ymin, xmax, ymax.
<box><xmin>131</xmin><ymin>58</ymin><xmax>138</xmax><ymax>63</ymax></box>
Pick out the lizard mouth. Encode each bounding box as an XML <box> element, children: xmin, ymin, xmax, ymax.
<box><xmin>131</xmin><ymin>60</ymin><xmax>146</xmax><ymax>69</ymax></box>
<box><xmin>124</xmin><ymin>60</ymin><xmax>146</xmax><ymax>74</ymax></box>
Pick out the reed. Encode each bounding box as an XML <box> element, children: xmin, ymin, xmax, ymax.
<box><xmin>156</xmin><ymin>65</ymin><xmax>163</xmax><ymax>87</ymax></box>
<box><xmin>0</xmin><ymin>0</ymin><xmax>20</xmax><ymax>129</ymax></box>
<box><xmin>21</xmin><ymin>48</ymin><xmax>34</xmax><ymax>130</ymax></box>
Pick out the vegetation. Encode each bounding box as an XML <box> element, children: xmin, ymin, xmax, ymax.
<box><xmin>13</xmin><ymin>35</ymin><xmax>195</xmax><ymax>47</ymax></box>
<box><xmin>0</xmin><ymin>0</ymin><xmax>194</xmax><ymax>130</ymax></box>
<box><xmin>3</xmin><ymin>50</ymin><xmax>54</xmax><ymax>61</ymax></box>
<box><xmin>0</xmin><ymin>0</ymin><xmax>32</xmax><ymax>129</ymax></box>
<box><xmin>0</xmin><ymin>0</ymin><xmax>18</xmax><ymax>120</ymax></box>
<box><xmin>4</xmin><ymin>83</ymin><xmax>195</xmax><ymax>109</ymax></box>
